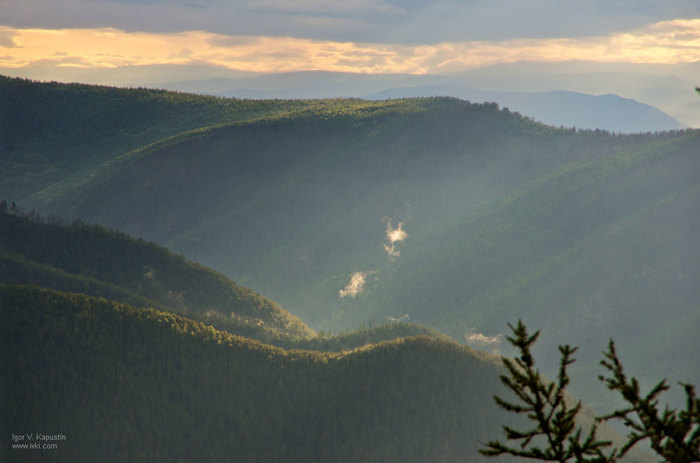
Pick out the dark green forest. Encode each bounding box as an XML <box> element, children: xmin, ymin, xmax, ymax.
<box><xmin>1</xmin><ymin>75</ymin><xmax>697</xmax><ymax>461</ymax></box>
<box><xmin>1</xmin><ymin>285</ymin><xmax>512</xmax><ymax>463</ymax></box>
<box><xmin>0</xmin><ymin>206</ymin><xmax>313</xmax><ymax>341</ymax></box>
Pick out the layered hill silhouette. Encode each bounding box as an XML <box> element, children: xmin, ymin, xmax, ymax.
<box><xmin>2</xmin><ymin>76</ymin><xmax>698</xmax><ymax>408</ymax></box>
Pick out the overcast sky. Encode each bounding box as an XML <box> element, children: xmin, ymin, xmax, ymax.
<box><xmin>1</xmin><ymin>0</ymin><xmax>699</xmax><ymax>76</ymax></box>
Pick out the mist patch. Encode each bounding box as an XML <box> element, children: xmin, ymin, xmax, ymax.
<box><xmin>339</xmin><ymin>271</ymin><xmax>368</xmax><ymax>298</ymax></box>
<box><xmin>383</xmin><ymin>219</ymin><xmax>407</xmax><ymax>256</ymax></box>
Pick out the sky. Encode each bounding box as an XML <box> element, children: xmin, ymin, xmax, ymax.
<box><xmin>1</xmin><ymin>0</ymin><xmax>699</xmax><ymax>76</ymax></box>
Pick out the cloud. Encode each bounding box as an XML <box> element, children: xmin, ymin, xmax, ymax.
<box><xmin>207</xmin><ymin>35</ymin><xmax>260</xmax><ymax>47</ymax></box>
<box><xmin>465</xmin><ymin>332</ymin><xmax>503</xmax><ymax>345</ymax></box>
<box><xmin>0</xmin><ymin>30</ymin><xmax>19</xmax><ymax>48</ymax></box>
<box><xmin>465</xmin><ymin>332</ymin><xmax>503</xmax><ymax>355</ymax></box>
<box><xmin>246</xmin><ymin>0</ymin><xmax>403</xmax><ymax>16</ymax></box>
<box><xmin>1</xmin><ymin>18</ymin><xmax>699</xmax><ymax>76</ymax></box>
<box><xmin>2</xmin><ymin>0</ymin><xmax>698</xmax><ymax>45</ymax></box>
<box><xmin>338</xmin><ymin>218</ymin><xmax>408</xmax><ymax>299</ymax></box>
<box><xmin>383</xmin><ymin>219</ymin><xmax>407</xmax><ymax>256</ymax></box>
<box><xmin>386</xmin><ymin>221</ymin><xmax>408</xmax><ymax>244</ymax></box>
<box><xmin>168</xmin><ymin>48</ymin><xmax>194</xmax><ymax>59</ymax></box>
<box><xmin>339</xmin><ymin>271</ymin><xmax>367</xmax><ymax>298</ymax></box>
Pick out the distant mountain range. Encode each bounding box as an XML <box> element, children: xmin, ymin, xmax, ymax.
<box><xmin>150</xmin><ymin>70</ymin><xmax>688</xmax><ymax>133</ymax></box>
<box><xmin>6</xmin><ymin>60</ymin><xmax>697</xmax><ymax>128</ymax></box>
<box><xmin>365</xmin><ymin>85</ymin><xmax>685</xmax><ymax>133</ymax></box>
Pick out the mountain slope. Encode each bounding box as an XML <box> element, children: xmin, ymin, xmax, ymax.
<box><xmin>0</xmin><ymin>207</ymin><xmax>314</xmax><ymax>340</ymax></box>
<box><xmin>63</xmin><ymin>97</ymin><xmax>570</xmax><ymax>311</ymax></box>
<box><xmin>345</xmin><ymin>129</ymin><xmax>700</xmax><ymax>403</ymax></box>
<box><xmin>76</xmin><ymin>103</ymin><xmax>699</xmax><ymax>407</ymax></box>
<box><xmin>0</xmin><ymin>74</ymin><xmax>359</xmax><ymax>208</ymax></box>
<box><xmin>1</xmin><ymin>285</ymin><xmax>513</xmax><ymax>463</ymax></box>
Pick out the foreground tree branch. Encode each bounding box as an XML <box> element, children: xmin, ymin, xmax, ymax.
<box><xmin>481</xmin><ymin>320</ymin><xmax>699</xmax><ymax>463</ymax></box>
<box><xmin>479</xmin><ymin>320</ymin><xmax>615</xmax><ymax>462</ymax></box>
<box><xmin>599</xmin><ymin>341</ymin><xmax>700</xmax><ymax>462</ymax></box>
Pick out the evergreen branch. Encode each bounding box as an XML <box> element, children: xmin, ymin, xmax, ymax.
<box><xmin>483</xmin><ymin>322</ymin><xmax>699</xmax><ymax>463</ymax></box>
<box><xmin>599</xmin><ymin>339</ymin><xmax>700</xmax><ymax>462</ymax></box>
<box><xmin>481</xmin><ymin>320</ymin><xmax>616</xmax><ymax>462</ymax></box>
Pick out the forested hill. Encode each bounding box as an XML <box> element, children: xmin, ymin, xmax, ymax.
<box><xmin>0</xmin><ymin>285</ymin><xmax>514</xmax><ymax>463</ymax></box>
<box><xmin>0</xmin><ymin>75</ymin><xmax>351</xmax><ymax>205</ymax></box>
<box><xmin>2</xmin><ymin>286</ymin><xmax>650</xmax><ymax>463</ymax></box>
<box><xmin>0</xmin><ymin>206</ymin><xmax>314</xmax><ymax>340</ymax></box>
<box><xmin>0</xmin><ymin>75</ymin><xmax>543</xmax><ymax>215</ymax></box>
<box><xmin>2</xmin><ymin>77</ymin><xmax>699</xmax><ymax>410</ymax></box>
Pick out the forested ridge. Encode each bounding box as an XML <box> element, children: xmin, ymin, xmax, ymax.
<box><xmin>0</xmin><ymin>74</ymin><xmax>449</xmax><ymax>209</ymax></box>
<box><xmin>0</xmin><ymin>205</ymin><xmax>313</xmax><ymax>340</ymax></box>
<box><xmin>1</xmin><ymin>285</ymin><xmax>512</xmax><ymax>462</ymax></box>
<box><xmin>0</xmin><ymin>74</ymin><xmax>317</xmax><ymax>201</ymax></box>
<box><xmin>0</xmin><ymin>206</ymin><xmax>519</xmax><ymax>461</ymax></box>
<box><xmin>0</xmin><ymin>207</ymin><xmax>647</xmax><ymax>462</ymax></box>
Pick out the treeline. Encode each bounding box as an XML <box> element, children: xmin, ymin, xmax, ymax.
<box><xmin>1</xmin><ymin>285</ymin><xmax>509</xmax><ymax>463</ymax></box>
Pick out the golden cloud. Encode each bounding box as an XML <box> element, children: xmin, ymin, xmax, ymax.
<box><xmin>1</xmin><ymin>19</ymin><xmax>698</xmax><ymax>74</ymax></box>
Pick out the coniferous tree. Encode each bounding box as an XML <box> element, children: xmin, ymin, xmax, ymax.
<box><xmin>479</xmin><ymin>320</ymin><xmax>615</xmax><ymax>462</ymax></box>
<box><xmin>482</xmin><ymin>320</ymin><xmax>700</xmax><ymax>463</ymax></box>
<box><xmin>599</xmin><ymin>341</ymin><xmax>700</xmax><ymax>463</ymax></box>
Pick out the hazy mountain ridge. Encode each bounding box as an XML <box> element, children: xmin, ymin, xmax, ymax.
<box><xmin>157</xmin><ymin>72</ymin><xmax>685</xmax><ymax>133</ymax></box>
<box><xmin>366</xmin><ymin>85</ymin><xmax>685</xmax><ymax>133</ymax></box>
<box><xmin>0</xmin><ymin>204</ymin><xmax>453</xmax><ymax>350</ymax></box>
<box><xmin>5</xmin><ymin>60</ymin><xmax>696</xmax><ymax>126</ymax></box>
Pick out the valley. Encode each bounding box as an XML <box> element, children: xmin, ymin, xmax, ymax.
<box><xmin>1</xmin><ymin>75</ymin><xmax>698</xmax><ymax>461</ymax></box>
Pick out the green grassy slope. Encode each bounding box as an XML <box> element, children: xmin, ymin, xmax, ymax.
<box><xmin>1</xmin><ymin>285</ymin><xmax>512</xmax><ymax>463</ymax></box>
